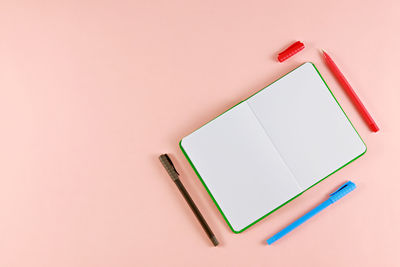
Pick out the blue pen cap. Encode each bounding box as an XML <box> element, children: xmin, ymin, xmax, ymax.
<box><xmin>329</xmin><ymin>181</ymin><xmax>356</xmax><ymax>203</ymax></box>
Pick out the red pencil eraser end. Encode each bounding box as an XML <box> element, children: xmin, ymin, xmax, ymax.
<box><xmin>370</xmin><ymin>123</ymin><xmax>380</xmax><ymax>132</ymax></box>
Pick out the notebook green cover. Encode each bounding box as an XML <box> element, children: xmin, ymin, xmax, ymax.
<box><xmin>179</xmin><ymin>62</ymin><xmax>366</xmax><ymax>233</ymax></box>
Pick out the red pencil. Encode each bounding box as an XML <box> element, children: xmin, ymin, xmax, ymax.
<box><xmin>322</xmin><ymin>50</ymin><xmax>379</xmax><ymax>132</ymax></box>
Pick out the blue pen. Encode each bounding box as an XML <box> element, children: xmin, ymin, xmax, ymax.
<box><xmin>266</xmin><ymin>181</ymin><xmax>356</xmax><ymax>245</ymax></box>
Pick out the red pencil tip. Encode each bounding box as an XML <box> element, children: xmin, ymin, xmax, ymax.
<box><xmin>321</xmin><ymin>49</ymin><xmax>329</xmax><ymax>60</ymax></box>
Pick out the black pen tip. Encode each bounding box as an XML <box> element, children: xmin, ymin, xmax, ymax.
<box><xmin>211</xmin><ymin>236</ymin><xmax>219</xmax><ymax>246</ymax></box>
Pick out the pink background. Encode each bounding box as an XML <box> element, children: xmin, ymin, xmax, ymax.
<box><xmin>1</xmin><ymin>0</ymin><xmax>399</xmax><ymax>266</ymax></box>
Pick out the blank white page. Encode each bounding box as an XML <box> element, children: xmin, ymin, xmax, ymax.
<box><xmin>247</xmin><ymin>62</ymin><xmax>366</xmax><ymax>190</ymax></box>
<box><xmin>180</xmin><ymin>102</ymin><xmax>301</xmax><ymax>232</ymax></box>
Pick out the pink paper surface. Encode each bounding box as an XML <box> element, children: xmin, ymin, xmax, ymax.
<box><xmin>0</xmin><ymin>1</ymin><xmax>399</xmax><ymax>266</ymax></box>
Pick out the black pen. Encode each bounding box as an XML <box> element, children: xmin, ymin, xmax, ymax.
<box><xmin>159</xmin><ymin>154</ymin><xmax>219</xmax><ymax>246</ymax></box>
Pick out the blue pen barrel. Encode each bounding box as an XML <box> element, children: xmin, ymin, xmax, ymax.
<box><xmin>266</xmin><ymin>199</ymin><xmax>332</xmax><ymax>245</ymax></box>
<box><xmin>266</xmin><ymin>181</ymin><xmax>356</xmax><ymax>245</ymax></box>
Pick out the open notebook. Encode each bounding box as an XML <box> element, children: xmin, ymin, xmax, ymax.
<box><xmin>180</xmin><ymin>62</ymin><xmax>366</xmax><ymax>233</ymax></box>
